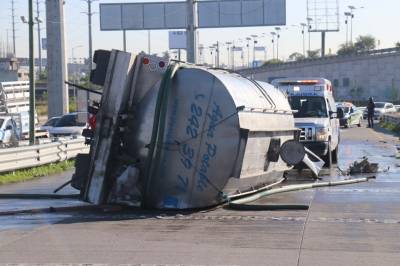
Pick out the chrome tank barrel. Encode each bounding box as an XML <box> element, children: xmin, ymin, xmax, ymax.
<box><xmin>126</xmin><ymin>65</ymin><xmax>296</xmax><ymax>209</ymax></box>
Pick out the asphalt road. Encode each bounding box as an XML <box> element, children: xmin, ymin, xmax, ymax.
<box><xmin>0</xmin><ymin>125</ymin><xmax>399</xmax><ymax>265</ymax></box>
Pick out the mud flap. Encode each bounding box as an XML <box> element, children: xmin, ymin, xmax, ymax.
<box><xmin>302</xmin><ymin>147</ymin><xmax>325</xmax><ymax>177</ymax></box>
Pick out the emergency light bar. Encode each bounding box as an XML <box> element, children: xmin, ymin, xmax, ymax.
<box><xmin>278</xmin><ymin>80</ymin><xmax>320</xmax><ymax>86</ymax></box>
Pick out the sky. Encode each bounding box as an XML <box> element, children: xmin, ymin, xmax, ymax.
<box><xmin>0</xmin><ymin>0</ymin><xmax>399</xmax><ymax>66</ymax></box>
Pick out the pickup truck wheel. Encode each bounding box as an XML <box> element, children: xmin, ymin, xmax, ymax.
<box><xmin>324</xmin><ymin>141</ymin><xmax>333</xmax><ymax>168</ymax></box>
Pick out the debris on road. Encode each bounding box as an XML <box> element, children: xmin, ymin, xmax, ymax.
<box><xmin>348</xmin><ymin>157</ymin><xmax>379</xmax><ymax>175</ymax></box>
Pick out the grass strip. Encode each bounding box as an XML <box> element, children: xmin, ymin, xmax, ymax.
<box><xmin>0</xmin><ymin>160</ymin><xmax>75</xmax><ymax>185</ymax></box>
<box><xmin>380</xmin><ymin>121</ymin><xmax>400</xmax><ymax>135</ymax></box>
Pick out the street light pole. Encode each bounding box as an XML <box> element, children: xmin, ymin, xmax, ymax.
<box><xmin>28</xmin><ymin>0</ymin><xmax>35</xmax><ymax>144</ymax></box>
<box><xmin>348</xmin><ymin>6</ymin><xmax>364</xmax><ymax>44</ymax></box>
<box><xmin>225</xmin><ymin>42</ymin><xmax>232</xmax><ymax>68</ymax></box>
<box><xmin>251</xmin><ymin>34</ymin><xmax>258</xmax><ymax>68</ymax></box>
<box><xmin>275</xmin><ymin>27</ymin><xmax>281</xmax><ymax>60</ymax></box>
<box><xmin>300</xmin><ymin>23</ymin><xmax>307</xmax><ymax>56</ymax></box>
<box><xmin>270</xmin><ymin>32</ymin><xmax>276</xmax><ymax>60</ymax></box>
<box><xmin>307</xmin><ymin>17</ymin><xmax>313</xmax><ymax>55</ymax></box>
<box><xmin>344</xmin><ymin>12</ymin><xmax>351</xmax><ymax>45</ymax></box>
<box><xmin>246</xmin><ymin>37</ymin><xmax>251</xmax><ymax>67</ymax></box>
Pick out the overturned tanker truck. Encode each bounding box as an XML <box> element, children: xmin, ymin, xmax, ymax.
<box><xmin>72</xmin><ymin>50</ymin><xmax>322</xmax><ymax>210</ymax></box>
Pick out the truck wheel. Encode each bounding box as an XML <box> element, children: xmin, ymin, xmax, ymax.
<box><xmin>324</xmin><ymin>142</ymin><xmax>332</xmax><ymax>168</ymax></box>
<box><xmin>332</xmin><ymin>145</ymin><xmax>338</xmax><ymax>164</ymax></box>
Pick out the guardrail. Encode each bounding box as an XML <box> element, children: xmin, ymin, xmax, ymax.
<box><xmin>0</xmin><ymin>138</ymin><xmax>89</xmax><ymax>173</ymax></box>
<box><xmin>382</xmin><ymin>113</ymin><xmax>400</xmax><ymax>125</ymax></box>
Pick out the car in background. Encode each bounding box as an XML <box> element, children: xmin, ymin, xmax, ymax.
<box><xmin>336</xmin><ymin>102</ymin><xmax>363</xmax><ymax>128</ymax></box>
<box><xmin>40</xmin><ymin>116</ymin><xmax>61</xmax><ymax>131</ymax></box>
<box><xmin>48</xmin><ymin>112</ymin><xmax>87</xmax><ymax>137</ymax></box>
<box><xmin>363</xmin><ymin>102</ymin><xmax>397</xmax><ymax>119</ymax></box>
<box><xmin>0</xmin><ymin>116</ymin><xmax>20</xmax><ymax>147</ymax></box>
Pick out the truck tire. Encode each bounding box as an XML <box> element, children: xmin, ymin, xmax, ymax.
<box><xmin>332</xmin><ymin>145</ymin><xmax>338</xmax><ymax>164</ymax></box>
<box><xmin>324</xmin><ymin>141</ymin><xmax>332</xmax><ymax>168</ymax></box>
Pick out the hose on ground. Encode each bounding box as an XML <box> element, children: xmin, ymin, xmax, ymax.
<box><xmin>228</xmin><ymin>176</ymin><xmax>375</xmax><ymax>207</ymax></box>
<box><xmin>0</xmin><ymin>193</ymin><xmax>80</xmax><ymax>200</ymax></box>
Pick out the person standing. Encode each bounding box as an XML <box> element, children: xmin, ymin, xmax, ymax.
<box><xmin>367</xmin><ymin>97</ymin><xmax>375</xmax><ymax>128</ymax></box>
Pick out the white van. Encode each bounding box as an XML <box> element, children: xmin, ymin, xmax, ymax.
<box><xmin>272</xmin><ymin>78</ymin><xmax>340</xmax><ymax>167</ymax></box>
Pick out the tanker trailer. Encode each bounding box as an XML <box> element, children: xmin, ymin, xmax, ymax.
<box><xmin>74</xmin><ymin>50</ymin><xmax>312</xmax><ymax>210</ymax></box>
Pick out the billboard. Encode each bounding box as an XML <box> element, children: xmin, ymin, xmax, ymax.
<box><xmin>100</xmin><ymin>2</ymin><xmax>187</xmax><ymax>30</ymax></box>
<box><xmin>198</xmin><ymin>0</ymin><xmax>286</xmax><ymax>28</ymax></box>
<box><xmin>169</xmin><ymin>31</ymin><xmax>187</xmax><ymax>49</ymax></box>
<box><xmin>307</xmin><ymin>0</ymin><xmax>339</xmax><ymax>32</ymax></box>
<box><xmin>100</xmin><ymin>0</ymin><xmax>286</xmax><ymax>31</ymax></box>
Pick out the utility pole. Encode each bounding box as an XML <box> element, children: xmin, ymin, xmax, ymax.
<box><xmin>11</xmin><ymin>0</ymin><xmax>16</xmax><ymax>56</ymax></box>
<box><xmin>82</xmin><ymin>0</ymin><xmax>96</xmax><ymax>114</ymax></box>
<box><xmin>186</xmin><ymin>0</ymin><xmax>197</xmax><ymax>63</ymax></box>
<box><xmin>83</xmin><ymin>0</ymin><xmax>95</xmax><ymax>74</ymax></box>
<box><xmin>28</xmin><ymin>0</ymin><xmax>35</xmax><ymax>144</ymax></box>
<box><xmin>36</xmin><ymin>0</ymin><xmax>43</xmax><ymax>74</ymax></box>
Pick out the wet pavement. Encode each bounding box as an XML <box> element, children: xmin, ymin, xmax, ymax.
<box><xmin>0</xmin><ymin>125</ymin><xmax>399</xmax><ymax>265</ymax></box>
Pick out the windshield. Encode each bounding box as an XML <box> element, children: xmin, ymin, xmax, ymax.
<box><xmin>0</xmin><ymin>119</ymin><xmax>4</xmax><ymax>128</ymax></box>
<box><xmin>55</xmin><ymin>114</ymin><xmax>86</xmax><ymax>127</ymax></box>
<box><xmin>289</xmin><ymin>96</ymin><xmax>328</xmax><ymax>118</ymax></box>
<box><xmin>375</xmin><ymin>103</ymin><xmax>385</xmax><ymax>108</ymax></box>
<box><xmin>43</xmin><ymin>117</ymin><xmax>60</xmax><ymax>127</ymax></box>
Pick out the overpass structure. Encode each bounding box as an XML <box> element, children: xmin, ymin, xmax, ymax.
<box><xmin>239</xmin><ymin>48</ymin><xmax>400</xmax><ymax>102</ymax></box>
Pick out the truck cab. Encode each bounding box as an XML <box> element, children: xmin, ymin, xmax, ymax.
<box><xmin>272</xmin><ymin>78</ymin><xmax>340</xmax><ymax>167</ymax></box>
<box><xmin>0</xmin><ymin>116</ymin><xmax>20</xmax><ymax>147</ymax></box>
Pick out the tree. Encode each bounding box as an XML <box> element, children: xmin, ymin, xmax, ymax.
<box><xmin>262</xmin><ymin>59</ymin><xmax>283</xmax><ymax>66</ymax></box>
<box><xmin>288</xmin><ymin>52</ymin><xmax>305</xmax><ymax>61</ymax></box>
<box><xmin>337</xmin><ymin>44</ymin><xmax>358</xmax><ymax>56</ymax></box>
<box><xmin>396</xmin><ymin>42</ymin><xmax>400</xmax><ymax>48</ymax></box>
<box><xmin>307</xmin><ymin>49</ymin><xmax>320</xmax><ymax>59</ymax></box>
<box><xmin>354</xmin><ymin>35</ymin><xmax>376</xmax><ymax>52</ymax></box>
